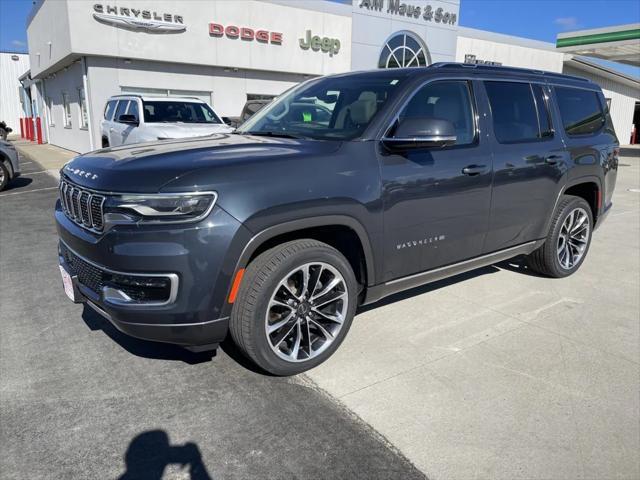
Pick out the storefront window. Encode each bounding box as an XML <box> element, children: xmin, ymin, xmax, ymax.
<box><xmin>379</xmin><ymin>32</ymin><xmax>430</xmax><ymax>69</ymax></box>
<box><xmin>46</xmin><ymin>97</ymin><xmax>54</xmax><ymax>127</ymax></box>
<box><xmin>62</xmin><ymin>93</ymin><xmax>72</xmax><ymax>128</ymax></box>
<box><xmin>78</xmin><ymin>88</ymin><xmax>88</xmax><ymax>129</ymax></box>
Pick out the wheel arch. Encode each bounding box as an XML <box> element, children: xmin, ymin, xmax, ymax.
<box><xmin>234</xmin><ymin>216</ymin><xmax>376</xmax><ymax>290</ymax></box>
<box><xmin>544</xmin><ymin>175</ymin><xmax>602</xmax><ymax>236</ymax></box>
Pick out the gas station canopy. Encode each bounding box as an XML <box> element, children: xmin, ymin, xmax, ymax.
<box><xmin>557</xmin><ymin>23</ymin><xmax>640</xmax><ymax>67</ymax></box>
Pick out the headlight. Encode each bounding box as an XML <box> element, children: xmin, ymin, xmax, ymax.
<box><xmin>104</xmin><ymin>192</ymin><xmax>217</xmax><ymax>224</ymax></box>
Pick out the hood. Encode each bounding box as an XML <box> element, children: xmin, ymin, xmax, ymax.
<box><xmin>149</xmin><ymin>123</ymin><xmax>233</xmax><ymax>139</ymax></box>
<box><xmin>61</xmin><ymin>133</ymin><xmax>342</xmax><ymax>193</ymax></box>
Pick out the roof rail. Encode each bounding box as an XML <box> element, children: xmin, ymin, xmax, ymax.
<box><xmin>429</xmin><ymin>62</ymin><xmax>591</xmax><ymax>83</ymax></box>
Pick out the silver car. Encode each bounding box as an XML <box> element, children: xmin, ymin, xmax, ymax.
<box><xmin>0</xmin><ymin>140</ymin><xmax>20</xmax><ymax>191</ymax></box>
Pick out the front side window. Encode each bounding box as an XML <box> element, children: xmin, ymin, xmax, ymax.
<box><xmin>485</xmin><ymin>81</ymin><xmax>540</xmax><ymax>143</ymax></box>
<box><xmin>142</xmin><ymin>101</ymin><xmax>222</xmax><ymax>124</ymax></box>
<box><xmin>127</xmin><ymin>100</ymin><xmax>139</xmax><ymax>122</ymax></box>
<box><xmin>555</xmin><ymin>87</ymin><xmax>604</xmax><ymax>136</ymax></box>
<box><xmin>238</xmin><ymin>73</ymin><xmax>409</xmax><ymax>140</ymax></box>
<box><xmin>397</xmin><ymin>80</ymin><xmax>475</xmax><ymax>146</ymax></box>
<box><xmin>62</xmin><ymin>93</ymin><xmax>72</xmax><ymax>128</ymax></box>
<box><xmin>104</xmin><ymin>100</ymin><xmax>116</xmax><ymax>120</ymax></box>
<box><xmin>78</xmin><ymin>88</ymin><xmax>88</xmax><ymax>129</ymax></box>
<box><xmin>114</xmin><ymin>100</ymin><xmax>129</xmax><ymax>122</ymax></box>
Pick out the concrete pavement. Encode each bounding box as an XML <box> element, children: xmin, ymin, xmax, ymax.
<box><xmin>308</xmin><ymin>156</ymin><xmax>640</xmax><ymax>479</ymax></box>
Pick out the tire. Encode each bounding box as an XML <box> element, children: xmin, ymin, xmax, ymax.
<box><xmin>0</xmin><ymin>162</ymin><xmax>9</xmax><ymax>191</ymax></box>
<box><xmin>101</xmin><ymin>137</ymin><xmax>109</xmax><ymax>148</ymax></box>
<box><xmin>230</xmin><ymin>239</ymin><xmax>358</xmax><ymax>376</ymax></box>
<box><xmin>527</xmin><ymin>195</ymin><xmax>593</xmax><ymax>278</ymax></box>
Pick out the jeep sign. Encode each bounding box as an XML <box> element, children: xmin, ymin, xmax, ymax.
<box><xmin>299</xmin><ymin>30</ymin><xmax>341</xmax><ymax>56</ymax></box>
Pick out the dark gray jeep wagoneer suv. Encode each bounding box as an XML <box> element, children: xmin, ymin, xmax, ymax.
<box><xmin>56</xmin><ymin>63</ymin><xmax>618</xmax><ymax>375</ymax></box>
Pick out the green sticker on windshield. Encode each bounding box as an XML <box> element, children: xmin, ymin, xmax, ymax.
<box><xmin>302</xmin><ymin>112</ymin><xmax>312</xmax><ymax>122</ymax></box>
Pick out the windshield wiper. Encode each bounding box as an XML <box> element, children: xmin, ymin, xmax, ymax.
<box><xmin>244</xmin><ymin>131</ymin><xmax>309</xmax><ymax>140</ymax></box>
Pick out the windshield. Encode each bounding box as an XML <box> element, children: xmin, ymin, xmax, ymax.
<box><xmin>142</xmin><ymin>101</ymin><xmax>222</xmax><ymax>124</ymax></box>
<box><xmin>237</xmin><ymin>73</ymin><xmax>409</xmax><ymax>140</ymax></box>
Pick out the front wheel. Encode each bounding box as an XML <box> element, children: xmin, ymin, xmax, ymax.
<box><xmin>527</xmin><ymin>195</ymin><xmax>593</xmax><ymax>278</ymax></box>
<box><xmin>0</xmin><ymin>162</ymin><xmax>9</xmax><ymax>191</ymax></box>
<box><xmin>229</xmin><ymin>239</ymin><xmax>358</xmax><ymax>376</ymax></box>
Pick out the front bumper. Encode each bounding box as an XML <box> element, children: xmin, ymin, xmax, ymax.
<box><xmin>56</xmin><ymin>201</ymin><xmax>252</xmax><ymax>347</ymax></box>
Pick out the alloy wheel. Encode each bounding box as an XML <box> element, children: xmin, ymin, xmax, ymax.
<box><xmin>557</xmin><ymin>207</ymin><xmax>590</xmax><ymax>270</ymax></box>
<box><xmin>265</xmin><ymin>262</ymin><xmax>348</xmax><ymax>363</ymax></box>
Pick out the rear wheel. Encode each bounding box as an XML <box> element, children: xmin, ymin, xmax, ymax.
<box><xmin>527</xmin><ymin>195</ymin><xmax>593</xmax><ymax>278</ymax></box>
<box><xmin>230</xmin><ymin>239</ymin><xmax>357</xmax><ymax>376</ymax></box>
<box><xmin>101</xmin><ymin>137</ymin><xmax>109</xmax><ymax>148</ymax></box>
<box><xmin>0</xmin><ymin>162</ymin><xmax>9</xmax><ymax>191</ymax></box>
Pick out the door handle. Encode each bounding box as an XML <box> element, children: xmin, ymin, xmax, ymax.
<box><xmin>462</xmin><ymin>165</ymin><xmax>488</xmax><ymax>176</ymax></box>
<box><xmin>545</xmin><ymin>154</ymin><xmax>563</xmax><ymax>165</ymax></box>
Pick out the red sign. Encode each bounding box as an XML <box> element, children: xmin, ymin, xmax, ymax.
<box><xmin>209</xmin><ymin>23</ymin><xmax>282</xmax><ymax>44</ymax></box>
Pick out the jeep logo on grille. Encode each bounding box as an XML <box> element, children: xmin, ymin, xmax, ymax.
<box><xmin>64</xmin><ymin>165</ymin><xmax>99</xmax><ymax>180</ymax></box>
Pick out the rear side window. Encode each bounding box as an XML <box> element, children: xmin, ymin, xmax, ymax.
<box><xmin>114</xmin><ymin>100</ymin><xmax>129</xmax><ymax>122</ymax></box>
<box><xmin>555</xmin><ymin>87</ymin><xmax>604</xmax><ymax>136</ymax></box>
<box><xmin>485</xmin><ymin>81</ymin><xmax>539</xmax><ymax>143</ymax></box>
<box><xmin>104</xmin><ymin>100</ymin><xmax>117</xmax><ymax>120</ymax></box>
<box><xmin>399</xmin><ymin>80</ymin><xmax>475</xmax><ymax>146</ymax></box>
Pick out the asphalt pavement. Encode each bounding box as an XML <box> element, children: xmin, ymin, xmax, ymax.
<box><xmin>0</xmin><ymin>150</ymin><xmax>426</xmax><ymax>479</ymax></box>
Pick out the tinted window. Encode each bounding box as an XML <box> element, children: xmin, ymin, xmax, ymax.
<box><xmin>127</xmin><ymin>100</ymin><xmax>139</xmax><ymax>121</ymax></box>
<box><xmin>532</xmin><ymin>84</ymin><xmax>553</xmax><ymax>138</ymax></box>
<box><xmin>238</xmin><ymin>73</ymin><xmax>409</xmax><ymax>140</ymax></box>
<box><xmin>555</xmin><ymin>87</ymin><xmax>604</xmax><ymax>136</ymax></box>
<box><xmin>399</xmin><ymin>80</ymin><xmax>475</xmax><ymax>145</ymax></box>
<box><xmin>114</xmin><ymin>100</ymin><xmax>129</xmax><ymax>122</ymax></box>
<box><xmin>142</xmin><ymin>101</ymin><xmax>222</xmax><ymax>124</ymax></box>
<box><xmin>104</xmin><ymin>100</ymin><xmax>117</xmax><ymax>120</ymax></box>
<box><xmin>485</xmin><ymin>82</ymin><xmax>539</xmax><ymax>143</ymax></box>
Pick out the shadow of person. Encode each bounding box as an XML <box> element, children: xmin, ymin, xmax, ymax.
<box><xmin>118</xmin><ymin>430</ymin><xmax>213</xmax><ymax>480</ymax></box>
<box><xmin>81</xmin><ymin>306</ymin><xmax>215</xmax><ymax>365</ymax></box>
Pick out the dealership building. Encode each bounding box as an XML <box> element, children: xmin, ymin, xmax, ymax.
<box><xmin>21</xmin><ymin>0</ymin><xmax>639</xmax><ymax>153</ymax></box>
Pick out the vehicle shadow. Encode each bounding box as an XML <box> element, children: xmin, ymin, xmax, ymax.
<box><xmin>494</xmin><ymin>256</ymin><xmax>548</xmax><ymax>278</ymax></box>
<box><xmin>81</xmin><ymin>306</ymin><xmax>215</xmax><ymax>365</ymax></box>
<box><xmin>117</xmin><ymin>430</ymin><xmax>213</xmax><ymax>480</ymax></box>
<box><xmin>0</xmin><ymin>176</ymin><xmax>33</xmax><ymax>193</ymax></box>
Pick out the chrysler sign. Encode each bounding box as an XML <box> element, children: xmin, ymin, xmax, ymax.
<box><xmin>92</xmin><ymin>4</ymin><xmax>186</xmax><ymax>32</ymax></box>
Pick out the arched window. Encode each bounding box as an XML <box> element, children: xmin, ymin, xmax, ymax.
<box><xmin>378</xmin><ymin>31</ymin><xmax>431</xmax><ymax>69</ymax></box>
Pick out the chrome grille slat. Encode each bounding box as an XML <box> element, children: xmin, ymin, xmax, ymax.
<box><xmin>58</xmin><ymin>179</ymin><xmax>105</xmax><ymax>232</ymax></box>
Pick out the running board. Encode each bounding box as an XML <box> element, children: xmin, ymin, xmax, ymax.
<box><xmin>363</xmin><ymin>240</ymin><xmax>543</xmax><ymax>305</ymax></box>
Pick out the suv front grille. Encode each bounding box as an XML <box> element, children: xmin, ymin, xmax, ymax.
<box><xmin>60</xmin><ymin>242</ymin><xmax>105</xmax><ymax>294</ymax></box>
<box><xmin>59</xmin><ymin>179</ymin><xmax>105</xmax><ymax>232</ymax></box>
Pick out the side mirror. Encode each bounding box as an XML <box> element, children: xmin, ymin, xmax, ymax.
<box><xmin>221</xmin><ymin>116</ymin><xmax>232</xmax><ymax>125</ymax></box>
<box><xmin>382</xmin><ymin>117</ymin><xmax>457</xmax><ymax>151</ymax></box>
<box><xmin>118</xmin><ymin>114</ymin><xmax>139</xmax><ymax>126</ymax></box>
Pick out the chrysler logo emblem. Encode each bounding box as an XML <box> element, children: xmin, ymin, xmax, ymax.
<box><xmin>93</xmin><ymin>4</ymin><xmax>186</xmax><ymax>33</ymax></box>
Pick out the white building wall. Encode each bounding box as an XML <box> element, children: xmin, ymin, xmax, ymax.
<box><xmin>0</xmin><ymin>53</ymin><xmax>30</xmax><ymax>133</ymax></box>
<box><xmin>563</xmin><ymin>64</ymin><xmax>639</xmax><ymax>144</ymax></box>
<box><xmin>351</xmin><ymin>0</ymin><xmax>460</xmax><ymax>70</ymax></box>
<box><xmin>456</xmin><ymin>30</ymin><xmax>564</xmax><ymax>72</ymax></box>
<box><xmin>41</xmin><ymin>61</ymin><xmax>92</xmax><ymax>153</ymax></box>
